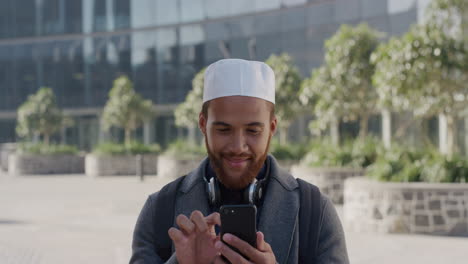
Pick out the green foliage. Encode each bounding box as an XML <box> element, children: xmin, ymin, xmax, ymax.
<box><xmin>175</xmin><ymin>68</ymin><xmax>205</xmax><ymax>129</ymax></box>
<box><xmin>301</xmin><ymin>137</ymin><xmax>382</xmax><ymax>168</ymax></box>
<box><xmin>366</xmin><ymin>146</ymin><xmax>468</xmax><ymax>183</ymax></box>
<box><xmin>163</xmin><ymin>139</ymin><xmax>207</xmax><ymax>159</ymax></box>
<box><xmin>301</xmin><ymin>24</ymin><xmax>382</xmax><ymax>137</ymax></box>
<box><xmin>265</xmin><ymin>53</ymin><xmax>303</xmax><ymax>127</ymax></box>
<box><xmin>93</xmin><ymin>141</ymin><xmax>161</xmax><ymax>155</ymax></box>
<box><xmin>102</xmin><ymin>76</ymin><xmax>155</xmax><ymax>145</ymax></box>
<box><xmin>16</xmin><ymin>87</ymin><xmax>72</xmax><ymax>145</ymax></box>
<box><xmin>269</xmin><ymin>140</ymin><xmax>308</xmax><ymax>161</ymax></box>
<box><xmin>18</xmin><ymin>142</ymin><xmax>78</xmax><ymax>155</ymax></box>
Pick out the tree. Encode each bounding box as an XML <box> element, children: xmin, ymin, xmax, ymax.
<box><xmin>301</xmin><ymin>24</ymin><xmax>381</xmax><ymax>143</ymax></box>
<box><xmin>174</xmin><ymin>68</ymin><xmax>205</xmax><ymax>143</ymax></box>
<box><xmin>371</xmin><ymin>0</ymin><xmax>467</xmax><ymax>156</ymax></box>
<box><xmin>102</xmin><ymin>76</ymin><xmax>155</xmax><ymax>147</ymax></box>
<box><xmin>16</xmin><ymin>87</ymin><xmax>71</xmax><ymax>145</ymax></box>
<box><xmin>265</xmin><ymin>53</ymin><xmax>302</xmax><ymax>145</ymax></box>
<box><xmin>325</xmin><ymin>23</ymin><xmax>381</xmax><ymax>139</ymax></box>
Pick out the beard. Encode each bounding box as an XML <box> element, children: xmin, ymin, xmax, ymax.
<box><xmin>205</xmin><ymin>135</ymin><xmax>271</xmax><ymax>190</ymax></box>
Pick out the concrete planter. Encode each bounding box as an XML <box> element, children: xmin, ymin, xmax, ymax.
<box><xmin>157</xmin><ymin>154</ymin><xmax>205</xmax><ymax>178</ymax></box>
<box><xmin>85</xmin><ymin>154</ymin><xmax>158</xmax><ymax>176</ymax></box>
<box><xmin>0</xmin><ymin>143</ymin><xmax>16</xmax><ymax>171</ymax></box>
<box><xmin>276</xmin><ymin>159</ymin><xmax>298</xmax><ymax>172</ymax></box>
<box><xmin>8</xmin><ymin>153</ymin><xmax>84</xmax><ymax>175</ymax></box>
<box><xmin>290</xmin><ymin>165</ymin><xmax>364</xmax><ymax>204</ymax></box>
<box><xmin>344</xmin><ymin>177</ymin><xmax>468</xmax><ymax>236</ymax></box>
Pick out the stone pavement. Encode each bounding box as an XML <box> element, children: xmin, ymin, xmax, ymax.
<box><xmin>0</xmin><ymin>171</ymin><xmax>467</xmax><ymax>264</ymax></box>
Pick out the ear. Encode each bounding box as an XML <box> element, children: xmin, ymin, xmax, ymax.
<box><xmin>269</xmin><ymin>116</ymin><xmax>277</xmax><ymax>137</ymax></box>
<box><xmin>199</xmin><ymin>112</ymin><xmax>207</xmax><ymax>135</ymax></box>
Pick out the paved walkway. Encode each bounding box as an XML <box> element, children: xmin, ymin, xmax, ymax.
<box><xmin>0</xmin><ymin>171</ymin><xmax>467</xmax><ymax>263</ymax></box>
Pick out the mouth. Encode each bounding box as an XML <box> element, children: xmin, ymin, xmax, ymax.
<box><xmin>223</xmin><ymin>157</ymin><xmax>250</xmax><ymax>169</ymax></box>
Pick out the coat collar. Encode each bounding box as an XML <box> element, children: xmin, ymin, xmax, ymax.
<box><xmin>176</xmin><ymin>155</ymin><xmax>299</xmax><ymax>263</ymax></box>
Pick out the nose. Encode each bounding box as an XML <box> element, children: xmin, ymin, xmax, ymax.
<box><xmin>228</xmin><ymin>131</ymin><xmax>249</xmax><ymax>154</ymax></box>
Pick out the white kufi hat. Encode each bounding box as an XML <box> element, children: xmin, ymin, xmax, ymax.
<box><xmin>203</xmin><ymin>59</ymin><xmax>275</xmax><ymax>104</ymax></box>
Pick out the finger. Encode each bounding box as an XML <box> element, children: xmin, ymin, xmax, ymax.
<box><xmin>212</xmin><ymin>254</ymin><xmax>228</xmax><ymax>264</ymax></box>
<box><xmin>176</xmin><ymin>214</ymin><xmax>195</xmax><ymax>234</ymax></box>
<box><xmin>215</xmin><ymin>240</ymin><xmax>249</xmax><ymax>264</ymax></box>
<box><xmin>256</xmin><ymin>231</ymin><xmax>271</xmax><ymax>252</ymax></box>
<box><xmin>190</xmin><ymin>210</ymin><xmax>208</xmax><ymax>233</ymax></box>
<box><xmin>168</xmin><ymin>227</ymin><xmax>185</xmax><ymax>243</ymax></box>
<box><xmin>222</xmin><ymin>233</ymin><xmax>259</xmax><ymax>262</ymax></box>
<box><xmin>205</xmin><ymin>212</ymin><xmax>221</xmax><ymax>226</ymax></box>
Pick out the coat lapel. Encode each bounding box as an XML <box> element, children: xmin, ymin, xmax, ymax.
<box><xmin>258</xmin><ymin>157</ymin><xmax>300</xmax><ymax>264</ymax></box>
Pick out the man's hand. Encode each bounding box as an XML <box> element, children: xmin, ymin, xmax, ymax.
<box><xmin>212</xmin><ymin>231</ymin><xmax>276</xmax><ymax>264</ymax></box>
<box><xmin>168</xmin><ymin>211</ymin><xmax>221</xmax><ymax>264</ymax></box>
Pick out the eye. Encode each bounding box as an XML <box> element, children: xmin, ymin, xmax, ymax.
<box><xmin>217</xmin><ymin>128</ymin><xmax>230</xmax><ymax>133</ymax></box>
<box><xmin>247</xmin><ymin>129</ymin><xmax>260</xmax><ymax>135</ymax></box>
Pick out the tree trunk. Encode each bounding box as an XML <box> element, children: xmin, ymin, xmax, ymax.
<box><xmin>446</xmin><ymin>113</ymin><xmax>457</xmax><ymax>158</ymax></box>
<box><xmin>125</xmin><ymin>128</ymin><xmax>131</xmax><ymax>148</ymax></box>
<box><xmin>382</xmin><ymin>109</ymin><xmax>391</xmax><ymax>149</ymax></box>
<box><xmin>439</xmin><ymin>113</ymin><xmax>448</xmax><ymax>155</ymax></box>
<box><xmin>44</xmin><ymin>133</ymin><xmax>50</xmax><ymax>146</ymax></box>
<box><xmin>279</xmin><ymin>125</ymin><xmax>288</xmax><ymax>146</ymax></box>
<box><xmin>359</xmin><ymin>114</ymin><xmax>369</xmax><ymax>139</ymax></box>
<box><xmin>330</xmin><ymin>117</ymin><xmax>340</xmax><ymax>147</ymax></box>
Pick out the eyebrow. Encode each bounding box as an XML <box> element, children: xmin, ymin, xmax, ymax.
<box><xmin>211</xmin><ymin>121</ymin><xmax>265</xmax><ymax>128</ymax></box>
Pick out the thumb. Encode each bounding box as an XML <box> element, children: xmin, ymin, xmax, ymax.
<box><xmin>256</xmin><ymin>231</ymin><xmax>267</xmax><ymax>251</ymax></box>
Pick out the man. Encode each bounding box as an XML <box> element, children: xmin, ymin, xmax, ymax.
<box><xmin>130</xmin><ymin>59</ymin><xmax>349</xmax><ymax>263</ymax></box>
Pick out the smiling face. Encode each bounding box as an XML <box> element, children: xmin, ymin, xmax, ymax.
<box><xmin>199</xmin><ymin>96</ymin><xmax>277</xmax><ymax>190</ymax></box>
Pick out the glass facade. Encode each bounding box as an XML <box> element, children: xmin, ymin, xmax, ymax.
<box><xmin>0</xmin><ymin>0</ymin><xmax>425</xmax><ymax>148</ymax></box>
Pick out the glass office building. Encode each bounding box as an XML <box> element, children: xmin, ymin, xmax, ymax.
<box><xmin>0</xmin><ymin>0</ymin><xmax>429</xmax><ymax>149</ymax></box>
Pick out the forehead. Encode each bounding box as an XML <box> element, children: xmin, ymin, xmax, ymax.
<box><xmin>207</xmin><ymin>96</ymin><xmax>270</xmax><ymax>121</ymax></box>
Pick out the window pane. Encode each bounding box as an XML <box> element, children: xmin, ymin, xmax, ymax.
<box><xmin>361</xmin><ymin>0</ymin><xmax>387</xmax><ymax>18</ymax></box>
<box><xmin>14</xmin><ymin>0</ymin><xmax>37</xmax><ymax>37</ymax></box>
<box><xmin>387</xmin><ymin>0</ymin><xmax>416</xmax><ymax>14</ymax></box>
<box><xmin>306</xmin><ymin>1</ymin><xmax>334</xmax><ymax>26</ymax></box>
<box><xmin>130</xmin><ymin>0</ymin><xmax>155</xmax><ymax>28</ymax></box>
<box><xmin>334</xmin><ymin>0</ymin><xmax>360</xmax><ymax>22</ymax></box>
<box><xmin>282</xmin><ymin>0</ymin><xmax>306</xmax><ymax>7</ymax></box>
<box><xmin>65</xmin><ymin>0</ymin><xmax>83</xmax><ymax>34</ymax></box>
<box><xmin>180</xmin><ymin>0</ymin><xmax>204</xmax><ymax>23</ymax></box>
<box><xmin>156</xmin><ymin>29</ymin><xmax>178</xmax><ymax>103</ymax></box>
<box><xmin>114</xmin><ymin>0</ymin><xmax>130</xmax><ymax>29</ymax></box>
<box><xmin>155</xmin><ymin>0</ymin><xmax>179</xmax><ymax>25</ymax></box>
<box><xmin>230</xmin><ymin>0</ymin><xmax>251</xmax><ymax>16</ymax></box>
<box><xmin>204</xmin><ymin>0</ymin><xmax>230</xmax><ymax>19</ymax></box>
<box><xmin>132</xmin><ymin>31</ymin><xmax>158</xmax><ymax>100</ymax></box>
<box><xmin>255</xmin><ymin>0</ymin><xmax>281</xmax><ymax>12</ymax></box>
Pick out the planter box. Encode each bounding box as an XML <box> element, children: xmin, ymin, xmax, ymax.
<box><xmin>0</xmin><ymin>143</ymin><xmax>16</xmax><ymax>171</ymax></box>
<box><xmin>8</xmin><ymin>153</ymin><xmax>84</xmax><ymax>175</ymax></box>
<box><xmin>157</xmin><ymin>154</ymin><xmax>205</xmax><ymax>178</ymax></box>
<box><xmin>276</xmin><ymin>159</ymin><xmax>298</xmax><ymax>172</ymax></box>
<box><xmin>290</xmin><ymin>165</ymin><xmax>364</xmax><ymax>204</ymax></box>
<box><xmin>85</xmin><ymin>154</ymin><xmax>158</xmax><ymax>176</ymax></box>
<box><xmin>344</xmin><ymin>177</ymin><xmax>468</xmax><ymax>236</ymax></box>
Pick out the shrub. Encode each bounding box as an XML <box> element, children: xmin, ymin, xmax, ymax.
<box><xmin>18</xmin><ymin>142</ymin><xmax>79</xmax><ymax>155</ymax></box>
<box><xmin>269</xmin><ymin>140</ymin><xmax>308</xmax><ymax>161</ymax></box>
<box><xmin>93</xmin><ymin>141</ymin><xmax>161</xmax><ymax>155</ymax></box>
<box><xmin>163</xmin><ymin>139</ymin><xmax>206</xmax><ymax>159</ymax></box>
<box><xmin>301</xmin><ymin>137</ymin><xmax>381</xmax><ymax>168</ymax></box>
<box><xmin>366</xmin><ymin>146</ymin><xmax>468</xmax><ymax>183</ymax></box>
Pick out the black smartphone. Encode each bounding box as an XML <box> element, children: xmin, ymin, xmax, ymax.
<box><xmin>220</xmin><ymin>204</ymin><xmax>257</xmax><ymax>259</ymax></box>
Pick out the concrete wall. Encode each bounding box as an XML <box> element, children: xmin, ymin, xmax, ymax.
<box><xmin>8</xmin><ymin>154</ymin><xmax>84</xmax><ymax>175</ymax></box>
<box><xmin>157</xmin><ymin>155</ymin><xmax>205</xmax><ymax>178</ymax></box>
<box><xmin>291</xmin><ymin>165</ymin><xmax>364</xmax><ymax>204</ymax></box>
<box><xmin>85</xmin><ymin>154</ymin><xmax>158</xmax><ymax>176</ymax></box>
<box><xmin>344</xmin><ymin>177</ymin><xmax>468</xmax><ymax>236</ymax></box>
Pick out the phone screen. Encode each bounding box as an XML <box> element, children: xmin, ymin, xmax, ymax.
<box><xmin>220</xmin><ymin>204</ymin><xmax>257</xmax><ymax>260</ymax></box>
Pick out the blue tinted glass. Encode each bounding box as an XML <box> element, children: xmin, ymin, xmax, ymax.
<box><xmin>14</xmin><ymin>0</ymin><xmax>37</xmax><ymax>37</ymax></box>
<box><xmin>180</xmin><ymin>0</ymin><xmax>204</xmax><ymax>22</ymax></box>
<box><xmin>65</xmin><ymin>0</ymin><xmax>83</xmax><ymax>34</ymax></box>
<box><xmin>306</xmin><ymin>1</ymin><xmax>334</xmax><ymax>26</ymax></box>
<box><xmin>334</xmin><ymin>0</ymin><xmax>360</xmax><ymax>22</ymax></box>
<box><xmin>361</xmin><ymin>0</ymin><xmax>387</xmax><ymax>18</ymax></box>
<box><xmin>255</xmin><ymin>0</ymin><xmax>281</xmax><ymax>12</ymax></box>
<box><xmin>114</xmin><ymin>0</ymin><xmax>130</xmax><ymax>29</ymax></box>
<box><xmin>132</xmin><ymin>31</ymin><xmax>158</xmax><ymax>100</ymax></box>
<box><xmin>130</xmin><ymin>0</ymin><xmax>155</xmax><ymax>28</ymax></box>
<box><xmin>155</xmin><ymin>0</ymin><xmax>179</xmax><ymax>25</ymax></box>
<box><xmin>204</xmin><ymin>0</ymin><xmax>230</xmax><ymax>19</ymax></box>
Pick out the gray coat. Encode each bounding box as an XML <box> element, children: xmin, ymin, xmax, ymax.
<box><xmin>130</xmin><ymin>156</ymin><xmax>349</xmax><ymax>264</ymax></box>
